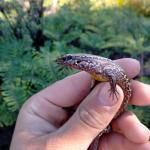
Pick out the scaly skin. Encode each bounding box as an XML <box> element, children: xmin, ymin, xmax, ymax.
<box><xmin>56</xmin><ymin>53</ymin><xmax>132</xmax><ymax>149</ymax></box>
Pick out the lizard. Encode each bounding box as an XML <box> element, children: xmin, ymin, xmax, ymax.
<box><xmin>56</xmin><ymin>53</ymin><xmax>132</xmax><ymax>149</ymax></box>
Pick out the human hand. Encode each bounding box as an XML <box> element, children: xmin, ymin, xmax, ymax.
<box><xmin>10</xmin><ymin>58</ymin><xmax>150</xmax><ymax>150</ymax></box>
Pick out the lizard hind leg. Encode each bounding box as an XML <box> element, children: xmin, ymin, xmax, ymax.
<box><xmin>103</xmin><ymin>65</ymin><xmax>120</xmax><ymax>100</ymax></box>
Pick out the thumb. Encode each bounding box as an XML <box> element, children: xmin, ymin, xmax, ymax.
<box><xmin>50</xmin><ymin>83</ymin><xmax>124</xmax><ymax>150</ymax></box>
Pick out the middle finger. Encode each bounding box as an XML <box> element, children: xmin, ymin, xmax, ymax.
<box><xmin>111</xmin><ymin>111</ymin><xmax>150</xmax><ymax>143</ymax></box>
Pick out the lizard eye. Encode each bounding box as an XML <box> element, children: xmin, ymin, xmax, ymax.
<box><xmin>62</xmin><ymin>55</ymin><xmax>72</xmax><ymax>61</ymax></box>
<box><xmin>66</xmin><ymin>55</ymin><xmax>72</xmax><ymax>60</ymax></box>
<box><xmin>76</xmin><ymin>60</ymin><xmax>81</xmax><ymax>63</ymax></box>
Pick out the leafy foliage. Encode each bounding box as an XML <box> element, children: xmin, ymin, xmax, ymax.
<box><xmin>0</xmin><ymin>0</ymin><xmax>150</xmax><ymax>127</ymax></box>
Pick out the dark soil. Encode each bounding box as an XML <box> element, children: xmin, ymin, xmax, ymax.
<box><xmin>0</xmin><ymin>125</ymin><xmax>15</xmax><ymax>150</ymax></box>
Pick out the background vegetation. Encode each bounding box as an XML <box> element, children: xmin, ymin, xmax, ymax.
<box><xmin>0</xmin><ymin>0</ymin><xmax>150</xmax><ymax>148</ymax></box>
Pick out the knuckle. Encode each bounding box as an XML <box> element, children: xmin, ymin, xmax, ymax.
<box><xmin>78</xmin><ymin>106</ymin><xmax>107</xmax><ymax>130</ymax></box>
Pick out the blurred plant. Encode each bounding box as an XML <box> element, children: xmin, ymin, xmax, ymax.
<box><xmin>0</xmin><ymin>0</ymin><xmax>150</xmax><ymax>127</ymax></box>
<box><xmin>127</xmin><ymin>0</ymin><xmax>150</xmax><ymax>16</ymax></box>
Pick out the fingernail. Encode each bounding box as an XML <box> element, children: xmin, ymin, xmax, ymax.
<box><xmin>98</xmin><ymin>83</ymin><xmax>122</xmax><ymax>106</ymax></box>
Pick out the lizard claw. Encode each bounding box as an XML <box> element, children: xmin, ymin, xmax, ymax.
<box><xmin>109</xmin><ymin>77</ymin><xmax>119</xmax><ymax>100</ymax></box>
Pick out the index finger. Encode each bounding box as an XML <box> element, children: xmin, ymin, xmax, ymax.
<box><xmin>39</xmin><ymin>71</ymin><xmax>92</xmax><ymax>107</ymax></box>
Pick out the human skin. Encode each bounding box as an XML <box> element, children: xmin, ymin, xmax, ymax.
<box><xmin>10</xmin><ymin>58</ymin><xmax>150</xmax><ymax>150</ymax></box>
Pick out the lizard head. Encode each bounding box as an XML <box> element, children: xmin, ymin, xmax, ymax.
<box><xmin>56</xmin><ymin>54</ymin><xmax>98</xmax><ymax>72</ymax></box>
